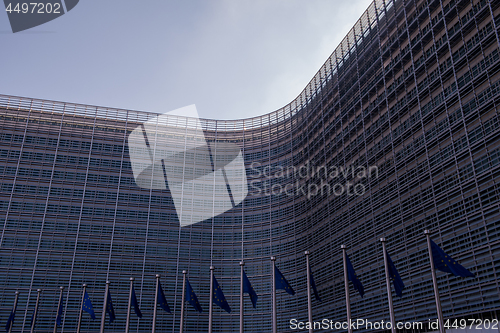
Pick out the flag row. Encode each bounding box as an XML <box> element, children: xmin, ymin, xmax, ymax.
<box><xmin>4</xmin><ymin>231</ymin><xmax>475</xmax><ymax>333</ymax></box>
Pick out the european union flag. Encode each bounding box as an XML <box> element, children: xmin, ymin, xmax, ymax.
<box><xmin>5</xmin><ymin>304</ymin><xmax>16</xmax><ymax>332</ymax></box>
<box><xmin>346</xmin><ymin>254</ymin><xmax>364</xmax><ymax>297</ymax></box>
<box><xmin>186</xmin><ymin>278</ymin><xmax>203</xmax><ymax>313</ymax></box>
<box><xmin>242</xmin><ymin>270</ymin><xmax>258</xmax><ymax>308</ymax></box>
<box><xmin>212</xmin><ymin>275</ymin><xmax>231</xmax><ymax>313</ymax></box>
<box><xmin>275</xmin><ymin>265</ymin><xmax>295</xmax><ymax>295</ymax></box>
<box><xmin>431</xmin><ymin>240</ymin><xmax>474</xmax><ymax>277</ymax></box>
<box><xmin>386</xmin><ymin>250</ymin><xmax>405</xmax><ymax>298</ymax></box>
<box><xmin>106</xmin><ymin>290</ymin><xmax>116</xmax><ymax>323</ymax></box>
<box><xmin>30</xmin><ymin>312</ymin><xmax>35</xmax><ymax>329</ymax></box>
<box><xmin>82</xmin><ymin>290</ymin><xmax>96</xmax><ymax>320</ymax></box>
<box><xmin>308</xmin><ymin>263</ymin><xmax>322</xmax><ymax>302</ymax></box>
<box><xmin>56</xmin><ymin>294</ymin><xmax>64</xmax><ymax>326</ymax></box>
<box><xmin>131</xmin><ymin>286</ymin><xmax>142</xmax><ymax>318</ymax></box>
<box><xmin>157</xmin><ymin>281</ymin><xmax>171</xmax><ymax>313</ymax></box>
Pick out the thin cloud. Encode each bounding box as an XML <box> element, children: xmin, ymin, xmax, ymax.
<box><xmin>0</xmin><ymin>0</ymin><xmax>375</xmax><ymax>120</ymax></box>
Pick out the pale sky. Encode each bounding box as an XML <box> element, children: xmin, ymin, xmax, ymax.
<box><xmin>0</xmin><ymin>0</ymin><xmax>373</xmax><ymax>120</ymax></box>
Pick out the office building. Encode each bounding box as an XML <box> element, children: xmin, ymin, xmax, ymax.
<box><xmin>1</xmin><ymin>0</ymin><xmax>500</xmax><ymax>331</ymax></box>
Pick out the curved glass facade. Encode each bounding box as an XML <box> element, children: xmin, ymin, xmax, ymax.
<box><xmin>1</xmin><ymin>0</ymin><xmax>500</xmax><ymax>332</ymax></box>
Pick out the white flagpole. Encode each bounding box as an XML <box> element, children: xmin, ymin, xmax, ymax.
<box><xmin>53</xmin><ymin>286</ymin><xmax>64</xmax><ymax>333</ymax></box>
<box><xmin>380</xmin><ymin>238</ymin><xmax>396</xmax><ymax>333</ymax></box>
<box><xmin>76</xmin><ymin>284</ymin><xmax>87</xmax><ymax>333</ymax></box>
<box><xmin>425</xmin><ymin>230</ymin><xmax>445</xmax><ymax>333</ymax></box>
<box><xmin>100</xmin><ymin>281</ymin><xmax>110</xmax><ymax>333</ymax></box>
<box><xmin>271</xmin><ymin>256</ymin><xmax>277</xmax><ymax>333</ymax></box>
<box><xmin>7</xmin><ymin>291</ymin><xmax>19</xmax><ymax>333</ymax></box>
<box><xmin>341</xmin><ymin>245</ymin><xmax>352</xmax><ymax>333</ymax></box>
<box><xmin>125</xmin><ymin>277</ymin><xmax>134</xmax><ymax>333</ymax></box>
<box><xmin>305</xmin><ymin>251</ymin><xmax>313</xmax><ymax>333</ymax></box>
<box><xmin>179</xmin><ymin>270</ymin><xmax>187</xmax><ymax>333</ymax></box>
<box><xmin>152</xmin><ymin>274</ymin><xmax>160</xmax><ymax>333</ymax></box>
<box><xmin>30</xmin><ymin>289</ymin><xmax>42</xmax><ymax>333</ymax></box>
<box><xmin>209</xmin><ymin>266</ymin><xmax>214</xmax><ymax>333</ymax></box>
<box><xmin>240</xmin><ymin>261</ymin><xmax>244</xmax><ymax>333</ymax></box>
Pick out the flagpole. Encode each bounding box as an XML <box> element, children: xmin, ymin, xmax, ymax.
<box><xmin>341</xmin><ymin>245</ymin><xmax>353</xmax><ymax>333</ymax></box>
<box><xmin>30</xmin><ymin>289</ymin><xmax>42</xmax><ymax>333</ymax></box>
<box><xmin>152</xmin><ymin>274</ymin><xmax>160</xmax><ymax>333</ymax></box>
<box><xmin>271</xmin><ymin>256</ymin><xmax>277</xmax><ymax>333</ymax></box>
<box><xmin>7</xmin><ymin>291</ymin><xmax>19</xmax><ymax>333</ymax></box>
<box><xmin>380</xmin><ymin>238</ymin><xmax>396</xmax><ymax>333</ymax></box>
<box><xmin>239</xmin><ymin>261</ymin><xmax>244</xmax><ymax>333</ymax></box>
<box><xmin>179</xmin><ymin>270</ymin><xmax>187</xmax><ymax>333</ymax></box>
<box><xmin>425</xmin><ymin>230</ymin><xmax>445</xmax><ymax>333</ymax></box>
<box><xmin>126</xmin><ymin>277</ymin><xmax>134</xmax><ymax>333</ymax></box>
<box><xmin>53</xmin><ymin>286</ymin><xmax>64</xmax><ymax>333</ymax></box>
<box><xmin>77</xmin><ymin>284</ymin><xmax>87</xmax><ymax>333</ymax></box>
<box><xmin>305</xmin><ymin>251</ymin><xmax>313</xmax><ymax>333</ymax></box>
<box><xmin>100</xmin><ymin>281</ymin><xmax>110</xmax><ymax>333</ymax></box>
<box><xmin>209</xmin><ymin>266</ymin><xmax>214</xmax><ymax>333</ymax></box>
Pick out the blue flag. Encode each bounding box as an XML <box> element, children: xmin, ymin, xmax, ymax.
<box><xmin>106</xmin><ymin>290</ymin><xmax>116</xmax><ymax>323</ymax></box>
<box><xmin>346</xmin><ymin>254</ymin><xmax>364</xmax><ymax>297</ymax></box>
<box><xmin>186</xmin><ymin>278</ymin><xmax>203</xmax><ymax>313</ymax></box>
<box><xmin>431</xmin><ymin>240</ymin><xmax>474</xmax><ymax>277</ymax></box>
<box><xmin>242</xmin><ymin>270</ymin><xmax>258</xmax><ymax>308</ymax></box>
<box><xmin>157</xmin><ymin>281</ymin><xmax>171</xmax><ymax>313</ymax></box>
<box><xmin>56</xmin><ymin>293</ymin><xmax>64</xmax><ymax>326</ymax></box>
<box><xmin>275</xmin><ymin>265</ymin><xmax>295</xmax><ymax>295</ymax></box>
<box><xmin>386</xmin><ymin>251</ymin><xmax>405</xmax><ymax>298</ymax></box>
<box><xmin>212</xmin><ymin>275</ymin><xmax>231</xmax><ymax>313</ymax></box>
<box><xmin>5</xmin><ymin>301</ymin><xmax>16</xmax><ymax>332</ymax></box>
<box><xmin>308</xmin><ymin>263</ymin><xmax>322</xmax><ymax>302</ymax></box>
<box><xmin>30</xmin><ymin>312</ymin><xmax>35</xmax><ymax>329</ymax></box>
<box><xmin>82</xmin><ymin>290</ymin><xmax>96</xmax><ymax>320</ymax></box>
<box><xmin>131</xmin><ymin>286</ymin><xmax>142</xmax><ymax>318</ymax></box>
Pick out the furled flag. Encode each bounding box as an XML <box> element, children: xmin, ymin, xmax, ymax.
<box><xmin>275</xmin><ymin>265</ymin><xmax>295</xmax><ymax>295</ymax></box>
<box><xmin>186</xmin><ymin>278</ymin><xmax>203</xmax><ymax>313</ymax></box>
<box><xmin>106</xmin><ymin>290</ymin><xmax>116</xmax><ymax>323</ymax></box>
<box><xmin>157</xmin><ymin>281</ymin><xmax>171</xmax><ymax>313</ymax></box>
<box><xmin>83</xmin><ymin>290</ymin><xmax>96</xmax><ymax>320</ymax></box>
<box><xmin>386</xmin><ymin>250</ymin><xmax>405</xmax><ymax>297</ymax></box>
<box><xmin>431</xmin><ymin>240</ymin><xmax>474</xmax><ymax>277</ymax></box>
<box><xmin>242</xmin><ymin>269</ymin><xmax>258</xmax><ymax>308</ymax></box>
<box><xmin>30</xmin><ymin>312</ymin><xmax>35</xmax><ymax>330</ymax></box>
<box><xmin>131</xmin><ymin>285</ymin><xmax>142</xmax><ymax>318</ymax></box>
<box><xmin>308</xmin><ymin>263</ymin><xmax>322</xmax><ymax>302</ymax></box>
<box><xmin>56</xmin><ymin>293</ymin><xmax>64</xmax><ymax>326</ymax></box>
<box><xmin>212</xmin><ymin>275</ymin><xmax>231</xmax><ymax>313</ymax></box>
<box><xmin>5</xmin><ymin>301</ymin><xmax>17</xmax><ymax>332</ymax></box>
<box><xmin>346</xmin><ymin>253</ymin><xmax>364</xmax><ymax>297</ymax></box>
